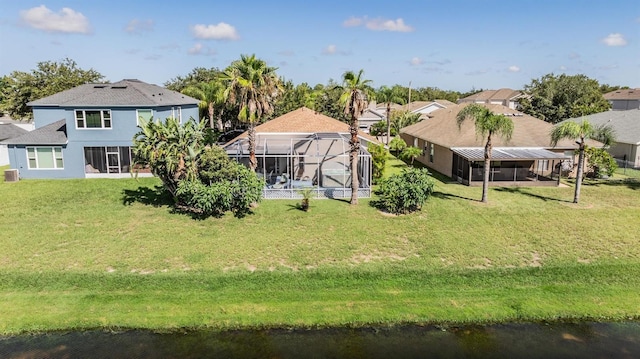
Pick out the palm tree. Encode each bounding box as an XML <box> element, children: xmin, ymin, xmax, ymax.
<box><xmin>376</xmin><ymin>86</ymin><xmax>406</xmax><ymax>145</ymax></box>
<box><xmin>401</xmin><ymin>146</ymin><xmax>423</xmax><ymax>166</ymax></box>
<box><xmin>222</xmin><ymin>54</ymin><xmax>281</xmax><ymax>171</ymax></box>
<box><xmin>338</xmin><ymin>69</ymin><xmax>373</xmax><ymax>205</ymax></box>
<box><xmin>456</xmin><ymin>104</ymin><xmax>514</xmax><ymax>203</ymax></box>
<box><xmin>550</xmin><ymin>119</ymin><xmax>615</xmax><ymax>204</ymax></box>
<box><xmin>181</xmin><ymin>80</ymin><xmax>226</xmax><ymax>131</ymax></box>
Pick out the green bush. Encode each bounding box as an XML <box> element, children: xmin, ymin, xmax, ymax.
<box><xmin>584</xmin><ymin>146</ymin><xmax>617</xmax><ymax>178</ymax></box>
<box><xmin>177</xmin><ymin>163</ymin><xmax>263</xmax><ymax>218</ymax></box>
<box><xmin>388</xmin><ymin>136</ymin><xmax>407</xmax><ymax>154</ymax></box>
<box><xmin>367</xmin><ymin>142</ymin><xmax>388</xmax><ymax>182</ymax></box>
<box><xmin>373</xmin><ymin>168</ymin><xmax>434</xmax><ymax>215</ymax></box>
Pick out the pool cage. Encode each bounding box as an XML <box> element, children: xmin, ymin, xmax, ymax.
<box><xmin>224</xmin><ymin>133</ymin><xmax>372</xmax><ymax>199</ymax></box>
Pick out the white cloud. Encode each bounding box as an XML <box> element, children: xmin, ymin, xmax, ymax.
<box><xmin>508</xmin><ymin>65</ymin><xmax>520</xmax><ymax>72</ymax></box>
<box><xmin>20</xmin><ymin>5</ymin><xmax>91</xmax><ymax>34</ymax></box>
<box><xmin>559</xmin><ymin>65</ymin><xmax>567</xmax><ymax>71</ymax></box>
<box><xmin>323</xmin><ymin>44</ymin><xmax>337</xmax><ymax>55</ymax></box>
<box><xmin>125</xmin><ymin>19</ymin><xmax>154</xmax><ymax>34</ymax></box>
<box><xmin>191</xmin><ymin>23</ymin><xmax>239</xmax><ymax>40</ymax></box>
<box><xmin>601</xmin><ymin>33</ymin><xmax>627</xmax><ymax>47</ymax></box>
<box><xmin>343</xmin><ymin>16</ymin><xmax>364</xmax><ymax>27</ymax></box>
<box><xmin>188</xmin><ymin>43</ymin><xmax>216</xmax><ymax>56</ymax></box>
<box><xmin>410</xmin><ymin>57</ymin><xmax>424</xmax><ymax>66</ymax></box>
<box><xmin>343</xmin><ymin>16</ymin><xmax>414</xmax><ymax>32</ymax></box>
<box><xmin>366</xmin><ymin>18</ymin><xmax>414</xmax><ymax>32</ymax></box>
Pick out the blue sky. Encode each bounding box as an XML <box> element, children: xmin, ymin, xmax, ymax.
<box><xmin>0</xmin><ymin>0</ymin><xmax>638</xmax><ymax>92</ymax></box>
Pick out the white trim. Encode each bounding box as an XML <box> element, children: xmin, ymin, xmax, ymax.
<box><xmin>136</xmin><ymin>109</ymin><xmax>153</xmax><ymax>126</ymax></box>
<box><xmin>26</xmin><ymin>146</ymin><xmax>64</xmax><ymax>169</ymax></box>
<box><xmin>75</xmin><ymin>109</ymin><xmax>112</xmax><ymax>129</ymax></box>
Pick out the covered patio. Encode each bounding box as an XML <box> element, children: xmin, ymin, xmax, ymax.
<box><xmin>451</xmin><ymin>148</ymin><xmax>567</xmax><ymax>186</ymax></box>
<box><xmin>224</xmin><ymin>133</ymin><xmax>372</xmax><ymax>199</ymax></box>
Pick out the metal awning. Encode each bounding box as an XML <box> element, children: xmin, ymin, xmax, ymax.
<box><xmin>451</xmin><ymin>147</ymin><xmax>567</xmax><ymax>161</ymax></box>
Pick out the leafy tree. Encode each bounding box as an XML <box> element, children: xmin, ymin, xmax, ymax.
<box><xmin>164</xmin><ymin>67</ymin><xmax>222</xmax><ymax>92</ymax></box>
<box><xmin>367</xmin><ymin>142</ymin><xmax>388</xmax><ymax>182</ymax></box>
<box><xmin>222</xmin><ymin>54</ymin><xmax>282</xmax><ymax>172</ymax></box>
<box><xmin>373</xmin><ymin>167</ymin><xmax>434</xmax><ymax>215</ymax></box>
<box><xmin>369</xmin><ymin>121</ymin><xmax>386</xmax><ymax>141</ymax></box>
<box><xmin>391</xmin><ymin>110</ymin><xmax>421</xmax><ymax>135</ymax></box>
<box><xmin>1</xmin><ymin>58</ymin><xmax>104</xmax><ymax>119</ymax></box>
<box><xmin>388</xmin><ymin>136</ymin><xmax>407</xmax><ymax>155</ymax></box>
<box><xmin>181</xmin><ymin>80</ymin><xmax>227</xmax><ymax>131</ymax></box>
<box><xmin>132</xmin><ymin>117</ymin><xmax>206</xmax><ymax>197</ymax></box>
<box><xmin>377</xmin><ymin>85</ymin><xmax>406</xmax><ymax>144</ymax></box>
<box><xmin>312</xmin><ymin>81</ymin><xmax>350</xmax><ymax>122</ymax></box>
<box><xmin>400</xmin><ymin>146</ymin><xmax>423</xmax><ymax>166</ymax></box>
<box><xmin>456</xmin><ymin>104</ymin><xmax>514</xmax><ymax>203</ymax></box>
<box><xmin>338</xmin><ymin>69</ymin><xmax>373</xmax><ymax>205</ymax></box>
<box><xmin>519</xmin><ymin>73</ymin><xmax>611</xmax><ymax>124</ymax></box>
<box><xmin>550</xmin><ymin>120</ymin><xmax>615</xmax><ymax>203</ymax></box>
<box><xmin>584</xmin><ymin>147</ymin><xmax>617</xmax><ymax>178</ymax></box>
<box><xmin>272</xmin><ymin>81</ymin><xmax>317</xmax><ymax>117</ymax></box>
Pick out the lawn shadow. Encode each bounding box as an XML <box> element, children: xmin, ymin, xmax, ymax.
<box><xmin>494</xmin><ymin>187</ymin><xmax>572</xmax><ymax>203</ymax></box>
<box><xmin>581</xmin><ymin>178</ymin><xmax>640</xmax><ymax>191</ymax></box>
<box><xmin>286</xmin><ymin>204</ymin><xmax>307</xmax><ymax>212</ymax></box>
<box><xmin>431</xmin><ymin>191</ymin><xmax>477</xmax><ymax>202</ymax></box>
<box><xmin>122</xmin><ymin>185</ymin><xmax>173</xmax><ymax>207</ymax></box>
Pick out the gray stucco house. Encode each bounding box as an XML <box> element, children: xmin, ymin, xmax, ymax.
<box><xmin>2</xmin><ymin>79</ymin><xmax>199</xmax><ymax>179</ymax></box>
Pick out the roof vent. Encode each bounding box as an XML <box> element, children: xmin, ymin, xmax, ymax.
<box><xmin>94</xmin><ymin>85</ymin><xmax>107</xmax><ymax>88</ymax></box>
<box><xmin>111</xmin><ymin>86</ymin><xmax>127</xmax><ymax>89</ymax></box>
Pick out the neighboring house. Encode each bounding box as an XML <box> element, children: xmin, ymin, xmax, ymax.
<box><xmin>603</xmin><ymin>88</ymin><xmax>640</xmax><ymax>110</ymax></box>
<box><xmin>224</xmin><ymin>107</ymin><xmax>379</xmax><ymax>199</ymax></box>
<box><xmin>357</xmin><ymin>106</ymin><xmax>386</xmax><ymax>134</ymax></box>
<box><xmin>560</xmin><ymin>109</ymin><xmax>640</xmax><ymax>168</ymax></box>
<box><xmin>359</xmin><ymin>100</ymin><xmax>455</xmax><ymax>135</ymax></box>
<box><xmin>458</xmin><ymin>88</ymin><xmax>524</xmax><ymax>110</ymax></box>
<box><xmin>400</xmin><ymin>103</ymin><xmax>599</xmax><ymax>186</ymax></box>
<box><xmin>2</xmin><ymin>79</ymin><xmax>199</xmax><ymax>179</ymax></box>
<box><xmin>0</xmin><ymin>118</ymin><xmax>30</xmax><ymax>166</ymax></box>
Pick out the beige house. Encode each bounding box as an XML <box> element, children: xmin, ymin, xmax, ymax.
<box><xmin>400</xmin><ymin>104</ymin><xmax>598</xmax><ymax>186</ymax></box>
<box><xmin>603</xmin><ymin>88</ymin><xmax>640</xmax><ymax>111</ymax></box>
<box><xmin>225</xmin><ymin>107</ymin><xmax>379</xmax><ymax>198</ymax></box>
<box><xmin>458</xmin><ymin>88</ymin><xmax>525</xmax><ymax>110</ymax></box>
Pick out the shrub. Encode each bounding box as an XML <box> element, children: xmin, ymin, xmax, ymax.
<box><xmin>584</xmin><ymin>146</ymin><xmax>617</xmax><ymax>178</ymax></box>
<box><xmin>176</xmin><ymin>163</ymin><xmax>263</xmax><ymax>217</ymax></box>
<box><xmin>373</xmin><ymin>168</ymin><xmax>434</xmax><ymax>215</ymax></box>
<box><xmin>367</xmin><ymin>142</ymin><xmax>388</xmax><ymax>182</ymax></box>
<box><xmin>388</xmin><ymin>136</ymin><xmax>407</xmax><ymax>155</ymax></box>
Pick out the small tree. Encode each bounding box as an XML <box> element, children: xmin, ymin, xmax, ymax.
<box><xmin>400</xmin><ymin>146</ymin><xmax>422</xmax><ymax>166</ymax></box>
<box><xmin>388</xmin><ymin>136</ymin><xmax>407</xmax><ymax>155</ymax></box>
<box><xmin>367</xmin><ymin>142</ymin><xmax>388</xmax><ymax>182</ymax></box>
<box><xmin>584</xmin><ymin>147</ymin><xmax>617</xmax><ymax>178</ymax></box>
<box><xmin>373</xmin><ymin>168</ymin><xmax>434</xmax><ymax>215</ymax></box>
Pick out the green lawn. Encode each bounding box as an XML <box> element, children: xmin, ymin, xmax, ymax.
<box><xmin>0</xmin><ymin>165</ymin><xmax>639</xmax><ymax>335</ymax></box>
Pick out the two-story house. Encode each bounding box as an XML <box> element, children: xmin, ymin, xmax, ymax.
<box><xmin>3</xmin><ymin>79</ymin><xmax>199</xmax><ymax>179</ymax></box>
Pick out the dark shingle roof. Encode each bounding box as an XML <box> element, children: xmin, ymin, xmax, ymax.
<box><xmin>560</xmin><ymin>109</ymin><xmax>640</xmax><ymax>145</ymax></box>
<box><xmin>0</xmin><ymin>123</ymin><xmax>28</xmax><ymax>141</ymax></box>
<box><xmin>2</xmin><ymin>120</ymin><xmax>67</xmax><ymax>145</ymax></box>
<box><xmin>27</xmin><ymin>79</ymin><xmax>200</xmax><ymax>107</ymax></box>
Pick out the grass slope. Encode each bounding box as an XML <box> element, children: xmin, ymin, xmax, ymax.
<box><xmin>0</xmin><ymin>165</ymin><xmax>639</xmax><ymax>334</ymax></box>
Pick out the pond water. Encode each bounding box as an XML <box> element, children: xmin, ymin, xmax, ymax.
<box><xmin>1</xmin><ymin>321</ymin><xmax>639</xmax><ymax>359</ymax></box>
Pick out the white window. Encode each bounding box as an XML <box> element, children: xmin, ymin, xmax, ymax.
<box><xmin>537</xmin><ymin>160</ymin><xmax>549</xmax><ymax>171</ymax></box>
<box><xmin>413</xmin><ymin>138</ymin><xmax>418</xmax><ymax>147</ymax></box>
<box><xmin>75</xmin><ymin>110</ymin><xmax>112</xmax><ymax>129</ymax></box>
<box><xmin>27</xmin><ymin>147</ymin><xmax>64</xmax><ymax>169</ymax></box>
<box><xmin>171</xmin><ymin>106</ymin><xmax>182</xmax><ymax>123</ymax></box>
<box><xmin>429</xmin><ymin>143</ymin><xmax>435</xmax><ymax>163</ymax></box>
<box><xmin>136</xmin><ymin>109</ymin><xmax>153</xmax><ymax>126</ymax></box>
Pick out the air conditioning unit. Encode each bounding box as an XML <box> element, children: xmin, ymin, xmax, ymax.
<box><xmin>4</xmin><ymin>169</ymin><xmax>19</xmax><ymax>182</ymax></box>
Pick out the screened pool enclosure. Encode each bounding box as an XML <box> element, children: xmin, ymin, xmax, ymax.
<box><xmin>224</xmin><ymin>133</ymin><xmax>372</xmax><ymax>199</ymax></box>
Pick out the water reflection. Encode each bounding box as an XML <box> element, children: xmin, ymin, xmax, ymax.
<box><xmin>1</xmin><ymin>322</ymin><xmax>639</xmax><ymax>359</ymax></box>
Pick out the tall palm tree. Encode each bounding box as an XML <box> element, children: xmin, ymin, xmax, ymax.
<box><xmin>181</xmin><ymin>80</ymin><xmax>226</xmax><ymax>131</ymax></box>
<box><xmin>338</xmin><ymin>69</ymin><xmax>373</xmax><ymax>205</ymax></box>
<box><xmin>222</xmin><ymin>54</ymin><xmax>281</xmax><ymax>171</ymax></box>
<box><xmin>376</xmin><ymin>86</ymin><xmax>405</xmax><ymax>145</ymax></box>
<box><xmin>550</xmin><ymin>119</ymin><xmax>615</xmax><ymax>204</ymax></box>
<box><xmin>456</xmin><ymin>104</ymin><xmax>514</xmax><ymax>203</ymax></box>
